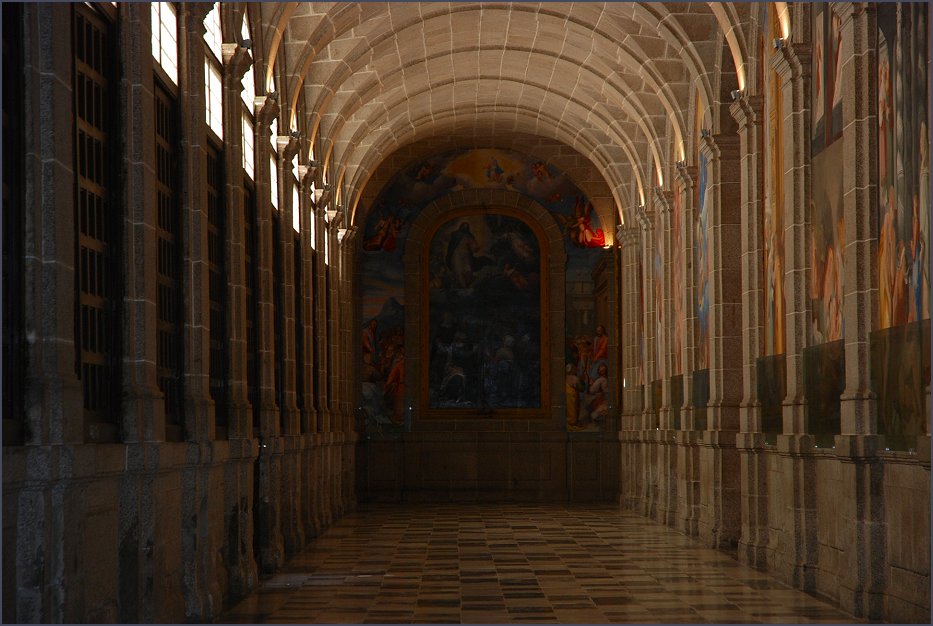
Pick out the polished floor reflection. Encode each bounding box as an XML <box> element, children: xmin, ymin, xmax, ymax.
<box><xmin>219</xmin><ymin>503</ymin><xmax>865</xmax><ymax>624</ymax></box>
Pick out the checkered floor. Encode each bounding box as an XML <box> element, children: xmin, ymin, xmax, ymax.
<box><xmin>219</xmin><ymin>503</ymin><xmax>865</xmax><ymax>624</ymax></box>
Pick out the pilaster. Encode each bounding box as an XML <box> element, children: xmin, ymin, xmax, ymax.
<box><xmin>696</xmin><ymin>131</ymin><xmax>743</xmax><ymax>550</ymax></box>
<box><xmin>251</xmin><ymin>92</ymin><xmax>285</xmax><ymax>574</ymax></box>
<box><xmin>834</xmin><ymin>3</ymin><xmax>886</xmax><ymax>619</ymax></box>
<box><xmin>773</xmin><ymin>31</ymin><xmax>820</xmax><ymax>592</ymax></box>
<box><xmin>674</xmin><ymin>163</ymin><xmax>701</xmax><ymax>537</ymax></box>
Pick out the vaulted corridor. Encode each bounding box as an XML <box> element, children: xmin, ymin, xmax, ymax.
<box><xmin>2</xmin><ymin>2</ymin><xmax>930</xmax><ymax>624</ymax></box>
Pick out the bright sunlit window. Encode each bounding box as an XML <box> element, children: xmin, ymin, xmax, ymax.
<box><xmin>309</xmin><ymin>200</ymin><xmax>317</xmax><ymax>249</ymax></box>
<box><xmin>204</xmin><ymin>59</ymin><xmax>223</xmax><ymax>139</ymax></box>
<box><xmin>240</xmin><ymin>15</ymin><xmax>255</xmax><ymax>110</ymax></box>
<box><xmin>151</xmin><ymin>2</ymin><xmax>178</xmax><ymax>85</ymax></box>
<box><xmin>203</xmin><ymin>3</ymin><xmax>222</xmax><ymax>62</ymax></box>
<box><xmin>292</xmin><ymin>182</ymin><xmax>300</xmax><ymax>233</ymax></box>
<box><xmin>242</xmin><ymin>114</ymin><xmax>254</xmax><ymax>179</ymax></box>
<box><xmin>324</xmin><ymin>226</ymin><xmax>330</xmax><ymax>265</ymax></box>
<box><xmin>269</xmin><ymin>117</ymin><xmax>278</xmax><ymax>152</ymax></box>
<box><xmin>269</xmin><ymin>155</ymin><xmax>278</xmax><ymax>210</ymax></box>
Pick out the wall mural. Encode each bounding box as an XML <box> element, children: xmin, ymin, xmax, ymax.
<box><xmin>672</xmin><ymin>180</ymin><xmax>684</xmax><ymax>376</ymax></box>
<box><xmin>809</xmin><ymin>141</ymin><xmax>845</xmax><ymax>345</ymax></box>
<box><xmin>653</xmin><ymin>207</ymin><xmax>663</xmax><ymax>381</ymax></box>
<box><xmin>764</xmin><ymin>2</ymin><xmax>786</xmax><ymax>356</ymax></box>
<box><xmin>809</xmin><ymin>4</ymin><xmax>847</xmax><ymax>347</ymax></box>
<box><xmin>426</xmin><ymin>213</ymin><xmax>542</xmax><ymax>410</ymax></box>
<box><xmin>811</xmin><ymin>3</ymin><xmax>844</xmax><ymax>155</ymax></box>
<box><xmin>359</xmin><ymin>148</ymin><xmax>610</xmax><ymax>432</ymax></box>
<box><xmin>695</xmin><ymin>152</ymin><xmax>711</xmax><ymax>371</ymax></box>
<box><xmin>874</xmin><ymin>2</ymin><xmax>930</xmax><ymax>449</ymax></box>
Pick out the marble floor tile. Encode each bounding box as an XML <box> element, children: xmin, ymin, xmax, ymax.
<box><xmin>217</xmin><ymin>503</ymin><xmax>866</xmax><ymax>624</ymax></box>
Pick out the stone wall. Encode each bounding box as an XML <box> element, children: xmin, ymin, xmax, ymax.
<box><xmin>2</xmin><ymin>4</ymin><xmax>358</xmax><ymax>622</ymax></box>
<box><xmin>617</xmin><ymin>5</ymin><xmax>931</xmax><ymax>623</ymax></box>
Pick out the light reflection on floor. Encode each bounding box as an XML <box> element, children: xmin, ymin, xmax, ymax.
<box><xmin>219</xmin><ymin>503</ymin><xmax>867</xmax><ymax>624</ymax></box>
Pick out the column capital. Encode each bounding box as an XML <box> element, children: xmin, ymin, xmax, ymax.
<box><xmin>729</xmin><ymin>94</ymin><xmax>764</xmax><ymax>132</ymax></box>
<box><xmin>652</xmin><ymin>186</ymin><xmax>673</xmax><ymax>214</ymax></box>
<box><xmin>182</xmin><ymin>2</ymin><xmax>213</xmax><ymax>38</ymax></box>
<box><xmin>772</xmin><ymin>41</ymin><xmax>811</xmax><ymax>83</ymax></box>
<box><xmin>255</xmin><ymin>94</ymin><xmax>280</xmax><ymax>133</ymax></box>
<box><xmin>222</xmin><ymin>42</ymin><xmax>252</xmax><ymax>84</ymax></box>
<box><xmin>675</xmin><ymin>162</ymin><xmax>697</xmax><ymax>190</ymax></box>
<box><xmin>277</xmin><ymin>133</ymin><xmax>301</xmax><ymax>163</ymax></box>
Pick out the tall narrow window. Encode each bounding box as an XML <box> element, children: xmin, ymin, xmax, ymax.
<box><xmin>292</xmin><ymin>172</ymin><xmax>305</xmax><ymax>429</ymax></box>
<box><xmin>310</xmin><ymin>239</ymin><xmax>321</xmax><ymax>419</ymax></box>
<box><xmin>244</xmin><ymin>186</ymin><xmax>260</xmax><ymax>436</ymax></box>
<box><xmin>272</xmin><ymin>213</ymin><xmax>284</xmax><ymax>431</ymax></box>
<box><xmin>155</xmin><ymin>84</ymin><xmax>184</xmax><ymax>439</ymax></box>
<box><xmin>207</xmin><ymin>146</ymin><xmax>227</xmax><ymax>437</ymax></box>
<box><xmin>240</xmin><ymin>13</ymin><xmax>255</xmax><ymax>111</ymax></box>
<box><xmin>204</xmin><ymin>2</ymin><xmax>227</xmax><ymax>437</ymax></box>
<box><xmin>294</xmin><ymin>229</ymin><xmax>305</xmax><ymax>430</ymax></box>
<box><xmin>269</xmin><ymin>153</ymin><xmax>279</xmax><ymax>210</ymax></box>
<box><xmin>3</xmin><ymin>2</ymin><xmax>25</xmax><ymax>444</ymax></box>
<box><xmin>75</xmin><ymin>4</ymin><xmax>121</xmax><ymax>440</ymax></box>
<box><xmin>324</xmin><ymin>229</ymin><xmax>333</xmax><ymax>410</ymax></box>
<box><xmin>150</xmin><ymin>2</ymin><xmax>178</xmax><ymax>86</ymax></box>
<box><xmin>203</xmin><ymin>3</ymin><xmax>223</xmax><ymax>140</ymax></box>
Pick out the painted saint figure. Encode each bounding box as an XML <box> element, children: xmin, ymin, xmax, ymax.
<box><xmin>446</xmin><ymin>222</ymin><xmax>493</xmax><ymax>288</ymax></box>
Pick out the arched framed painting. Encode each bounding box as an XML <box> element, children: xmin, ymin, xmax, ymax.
<box><xmin>420</xmin><ymin>208</ymin><xmax>549</xmax><ymax>418</ymax></box>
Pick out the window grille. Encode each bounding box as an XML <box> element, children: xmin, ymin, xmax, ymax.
<box><xmin>155</xmin><ymin>83</ymin><xmax>184</xmax><ymax>439</ymax></box>
<box><xmin>207</xmin><ymin>145</ymin><xmax>228</xmax><ymax>436</ymax></box>
<box><xmin>75</xmin><ymin>5</ymin><xmax>120</xmax><ymax>439</ymax></box>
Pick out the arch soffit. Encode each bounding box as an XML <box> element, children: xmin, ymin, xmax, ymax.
<box><xmin>256</xmin><ymin>3</ymin><xmax>753</xmax><ymax>215</ymax></box>
<box><xmin>273</xmin><ymin>4</ymin><xmax>704</xmax><ymax>159</ymax></box>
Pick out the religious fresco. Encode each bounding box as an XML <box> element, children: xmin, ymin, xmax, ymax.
<box><xmin>811</xmin><ymin>3</ymin><xmax>844</xmax><ymax>155</ymax></box>
<box><xmin>694</xmin><ymin>151</ymin><xmax>711</xmax><ymax>371</ymax></box>
<box><xmin>809</xmin><ymin>140</ymin><xmax>845</xmax><ymax>346</ymax></box>
<box><xmin>359</xmin><ymin>148</ymin><xmax>610</xmax><ymax>431</ymax></box>
<box><xmin>808</xmin><ymin>4</ymin><xmax>847</xmax><ymax>347</ymax></box>
<box><xmin>877</xmin><ymin>3</ymin><xmax>930</xmax><ymax>330</ymax></box>
<box><xmin>653</xmin><ymin>207</ymin><xmax>663</xmax><ymax>381</ymax></box>
<box><xmin>873</xmin><ymin>3</ymin><xmax>930</xmax><ymax>450</ymax></box>
<box><xmin>764</xmin><ymin>2</ymin><xmax>785</xmax><ymax>356</ymax></box>
<box><xmin>426</xmin><ymin>213</ymin><xmax>542</xmax><ymax>410</ymax></box>
<box><xmin>671</xmin><ymin>181</ymin><xmax>684</xmax><ymax>376</ymax></box>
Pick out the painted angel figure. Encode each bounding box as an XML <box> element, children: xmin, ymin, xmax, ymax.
<box><xmin>561</xmin><ymin>197</ymin><xmax>606</xmax><ymax>248</ymax></box>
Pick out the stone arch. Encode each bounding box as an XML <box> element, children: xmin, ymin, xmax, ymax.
<box><xmin>401</xmin><ymin>189</ymin><xmax>569</xmax><ymax>429</ymax></box>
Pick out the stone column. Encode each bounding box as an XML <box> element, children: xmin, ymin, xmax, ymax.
<box><xmin>699</xmin><ymin>131</ymin><xmax>743</xmax><ymax>549</ymax></box>
<box><xmin>674</xmin><ymin>163</ymin><xmax>701</xmax><ymax>537</ymax></box>
<box><xmin>655</xmin><ymin>187</ymin><xmax>678</xmax><ymax>526</ymax></box>
<box><xmin>176</xmin><ymin>5</ymin><xmax>225</xmax><ymax>621</ymax></box>
<box><xmin>296</xmin><ymin>163</ymin><xmax>318</xmax><ymax>541</ymax></box>
<box><xmin>14</xmin><ymin>5</ymin><xmax>82</xmax><ymax>623</ymax></box>
<box><xmin>277</xmin><ymin>132</ymin><xmax>306</xmax><ymax>556</ymax></box>
<box><xmin>115</xmin><ymin>7</ymin><xmax>165</xmax><ymax>621</ymax></box>
<box><xmin>834</xmin><ymin>3</ymin><xmax>886</xmax><ymax>618</ymax></box>
<box><xmin>338</xmin><ymin>227</ymin><xmax>360</xmax><ymax>514</ymax></box>
<box><xmin>618</xmin><ymin>215</ymin><xmax>643</xmax><ymax>510</ymax></box>
<box><xmin>296</xmin><ymin>164</ymin><xmax>318</xmax><ymax>434</ymax></box>
<box><xmin>121</xmin><ymin>4</ymin><xmax>165</xmax><ymax>446</ymax></box>
<box><xmin>277</xmin><ymin>133</ymin><xmax>301</xmax><ymax>435</ymax></box>
<box><xmin>252</xmin><ymin>93</ymin><xmax>285</xmax><ymax>574</ymax></box>
<box><xmin>179</xmin><ymin>2</ymin><xmax>215</xmax><ymax>442</ymax></box>
<box><xmin>636</xmin><ymin>203</ymin><xmax>658</xmax><ymax>518</ymax></box>
<box><xmin>731</xmin><ymin>93</ymin><xmax>772</xmax><ymax>568</ymax></box>
<box><xmin>218</xmin><ymin>38</ymin><xmax>259</xmax><ymax>601</ymax></box>
<box><xmin>773</xmin><ymin>22</ymin><xmax>819</xmax><ymax>590</ymax></box>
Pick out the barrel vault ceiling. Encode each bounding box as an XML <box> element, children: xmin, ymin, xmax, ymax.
<box><xmin>245</xmin><ymin>2</ymin><xmax>762</xmax><ymax>229</ymax></box>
